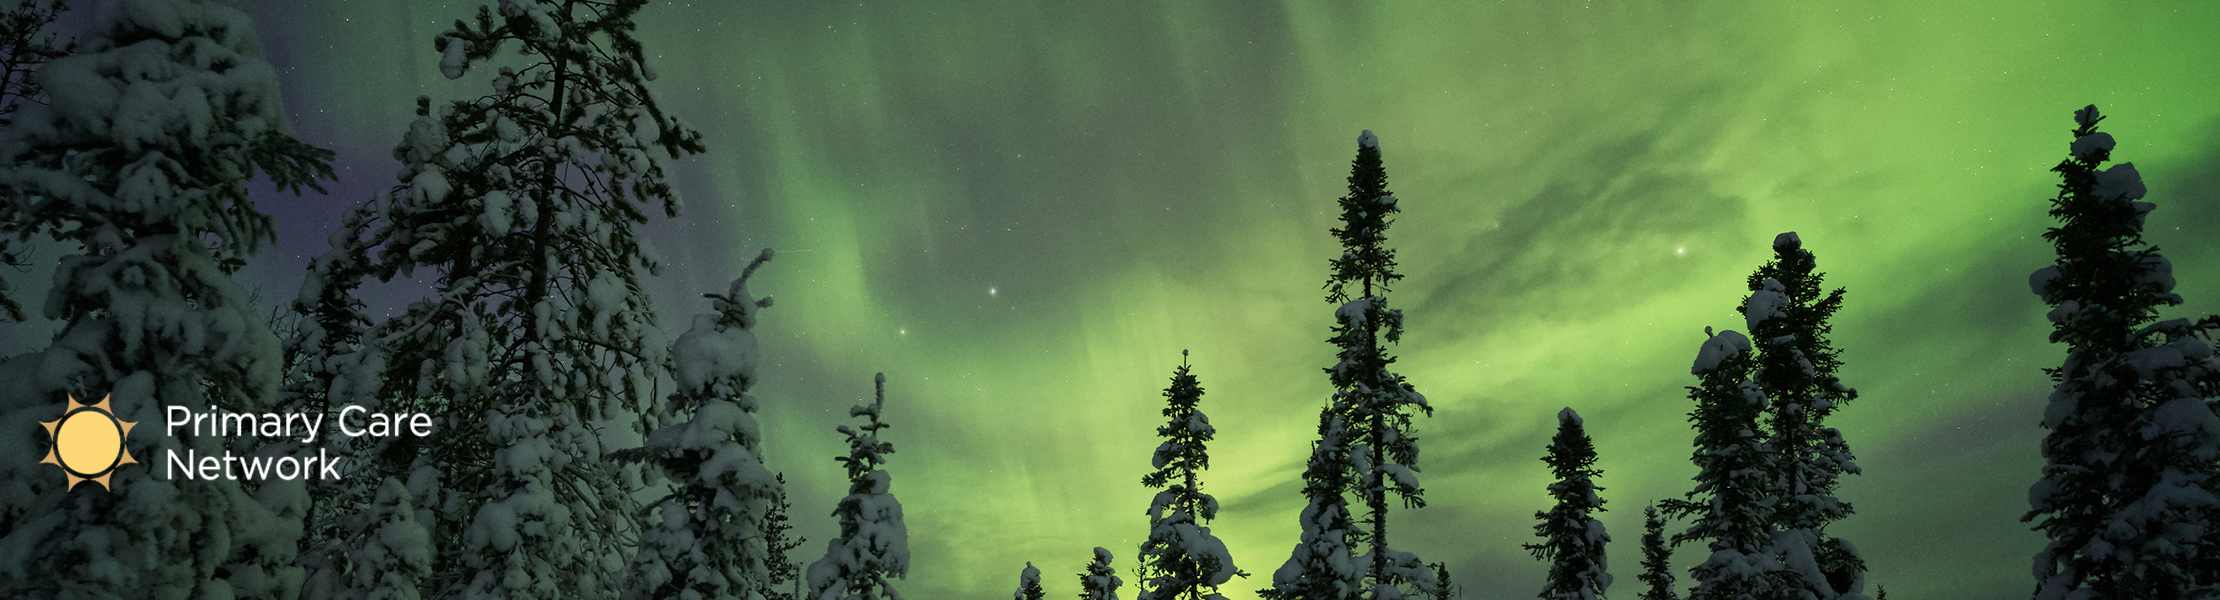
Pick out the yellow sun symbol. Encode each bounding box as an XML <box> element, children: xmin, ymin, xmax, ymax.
<box><xmin>38</xmin><ymin>394</ymin><xmax>137</xmax><ymax>491</ymax></box>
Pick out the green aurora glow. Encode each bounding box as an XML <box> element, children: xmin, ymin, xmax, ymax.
<box><xmin>133</xmin><ymin>2</ymin><xmax>2220</xmax><ymax>599</ymax></box>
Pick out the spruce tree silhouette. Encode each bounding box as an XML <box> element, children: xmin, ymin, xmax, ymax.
<box><xmin>1636</xmin><ymin>505</ymin><xmax>1675</xmax><ymax>600</ymax></box>
<box><xmin>2024</xmin><ymin>105</ymin><xmax>2220</xmax><ymax>600</ymax></box>
<box><xmin>1526</xmin><ymin>408</ymin><xmax>1612</xmax><ymax>600</ymax></box>
<box><xmin>1739</xmin><ymin>232</ymin><xmax>1866</xmax><ymax>599</ymax></box>
<box><xmin>1138</xmin><ymin>351</ymin><xmax>1245</xmax><ymax>600</ymax></box>
<box><xmin>1263</xmin><ymin>130</ymin><xmax>1437</xmax><ymax>600</ymax></box>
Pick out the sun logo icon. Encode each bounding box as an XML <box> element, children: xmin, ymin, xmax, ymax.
<box><xmin>38</xmin><ymin>394</ymin><xmax>137</xmax><ymax>491</ymax></box>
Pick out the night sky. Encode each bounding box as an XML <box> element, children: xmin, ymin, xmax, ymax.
<box><xmin>12</xmin><ymin>2</ymin><xmax>2220</xmax><ymax>600</ymax></box>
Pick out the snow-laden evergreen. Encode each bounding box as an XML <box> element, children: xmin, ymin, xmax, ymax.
<box><xmin>2024</xmin><ymin>105</ymin><xmax>2220</xmax><ymax>600</ymax></box>
<box><xmin>1635</xmin><ymin>505</ymin><xmax>1674</xmax><ymax>600</ymax></box>
<box><xmin>1740</xmin><ymin>233</ymin><xmax>1867</xmax><ymax>600</ymax></box>
<box><xmin>342</xmin><ymin>476</ymin><xmax>435</xmax><ymax>600</ymax></box>
<box><xmin>1138</xmin><ymin>352</ymin><xmax>1245</xmax><ymax>600</ymax></box>
<box><xmin>1526</xmin><ymin>408</ymin><xmax>1611</xmax><ymax>600</ymax></box>
<box><xmin>1265</xmin><ymin>130</ymin><xmax>1437</xmax><ymax>600</ymax></box>
<box><xmin>285</xmin><ymin>1</ymin><xmax>703</xmax><ymax>597</ymax></box>
<box><xmin>1260</xmin><ymin>399</ymin><xmax>1363</xmax><ymax>600</ymax></box>
<box><xmin>806</xmin><ymin>374</ymin><xmax>910</xmax><ymax>600</ymax></box>
<box><xmin>1015</xmin><ymin>562</ymin><xmax>1046</xmax><ymax>600</ymax></box>
<box><xmin>626</xmin><ymin>248</ymin><xmax>785</xmax><ymax>600</ymax></box>
<box><xmin>1663</xmin><ymin>329</ymin><xmax>1791</xmax><ymax>600</ymax></box>
<box><xmin>0</xmin><ymin>1</ymin><xmax>333</xmax><ymax>597</ymax></box>
<box><xmin>1426</xmin><ymin>564</ymin><xmax>1456</xmax><ymax>600</ymax></box>
<box><xmin>1082</xmin><ymin>547</ymin><xmax>1124</xmax><ymax>600</ymax></box>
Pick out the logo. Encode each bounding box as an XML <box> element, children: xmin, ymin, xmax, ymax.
<box><xmin>38</xmin><ymin>394</ymin><xmax>137</xmax><ymax>491</ymax></box>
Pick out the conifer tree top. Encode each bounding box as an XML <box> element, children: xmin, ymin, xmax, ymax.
<box><xmin>2030</xmin><ymin>103</ymin><xmax>2178</xmax><ymax>351</ymax></box>
<box><xmin>1328</xmin><ymin>129</ymin><xmax>1401</xmax><ymax>302</ymax></box>
<box><xmin>1015</xmin><ymin>562</ymin><xmax>1045</xmax><ymax>600</ymax></box>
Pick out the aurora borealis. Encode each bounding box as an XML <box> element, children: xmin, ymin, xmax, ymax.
<box><xmin>12</xmin><ymin>2</ymin><xmax>2220</xmax><ymax>599</ymax></box>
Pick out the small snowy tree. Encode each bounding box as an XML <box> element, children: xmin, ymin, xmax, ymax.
<box><xmin>2024</xmin><ymin>105</ymin><xmax>2220</xmax><ymax>600</ymax></box>
<box><xmin>1635</xmin><ymin>506</ymin><xmax>1674</xmax><ymax>600</ymax></box>
<box><xmin>290</xmin><ymin>0</ymin><xmax>704</xmax><ymax>597</ymax></box>
<box><xmin>0</xmin><ymin>1</ymin><xmax>333</xmax><ymax>598</ymax></box>
<box><xmin>1017</xmin><ymin>562</ymin><xmax>1046</xmax><ymax>600</ymax></box>
<box><xmin>342</xmin><ymin>476</ymin><xmax>435</xmax><ymax>600</ymax></box>
<box><xmin>1661</xmin><ymin>329</ymin><xmax>1790</xmax><ymax>600</ymax></box>
<box><xmin>1082</xmin><ymin>547</ymin><xmax>1124</xmax><ymax>600</ymax></box>
<box><xmin>1526</xmin><ymin>408</ymin><xmax>1611</xmax><ymax>600</ymax></box>
<box><xmin>627</xmin><ymin>248</ymin><xmax>785</xmax><ymax>600</ymax></box>
<box><xmin>1741</xmin><ymin>232</ymin><xmax>1865</xmax><ymax>600</ymax></box>
<box><xmin>1426</xmin><ymin>564</ymin><xmax>1457</xmax><ymax>600</ymax></box>
<box><xmin>765</xmin><ymin>474</ymin><xmax>808</xmax><ymax>600</ymax></box>
<box><xmin>1138</xmin><ymin>352</ymin><xmax>1246</xmax><ymax>600</ymax></box>
<box><xmin>1259</xmin><ymin>397</ymin><xmax>1363</xmax><ymax>600</ymax></box>
<box><xmin>805</xmin><ymin>373</ymin><xmax>910</xmax><ymax>600</ymax></box>
<box><xmin>1265</xmin><ymin>129</ymin><xmax>1436</xmax><ymax>600</ymax></box>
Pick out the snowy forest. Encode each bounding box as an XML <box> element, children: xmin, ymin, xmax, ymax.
<box><xmin>2</xmin><ymin>2</ymin><xmax>2219</xmax><ymax>600</ymax></box>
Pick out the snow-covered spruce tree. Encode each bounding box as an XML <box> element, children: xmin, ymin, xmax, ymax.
<box><xmin>765</xmin><ymin>473</ymin><xmax>809</xmax><ymax>600</ymax></box>
<box><xmin>1525</xmin><ymin>408</ymin><xmax>1611</xmax><ymax>600</ymax></box>
<box><xmin>286</xmin><ymin>0</ymin><xmax>704</xmax><ymax>597</ymax></box>
<box><xmin>1083</xmin><ymin>547</ymin><xmax>1124</xmax><ymax>600</ymax></box>
<box><xmin>1740</xmin><ymin>232</ymin><xmax>1866</xmax><ymax>600</ymax></box>
<box><xmin>1635</xmin><ymin>505</ymin><xmax>1674</xmax><ymax>600</ymax></box>
<box><xmin>1017</xmin><ymin>562</ymin><xmax>1047</xmax><ymax>600</ymax></box>
<box><xmin>1264</xmin><ymin>129</ymin><xmax>1437</xmax><ymax>600</ymax></box>
<box><xmin>0</xmin><ymin>0</ymin><xmax>334</xmax><ymax>597</ymax></box>
<box><xmin>626</xmin><ymin>248</ymin><xmax>786</xmax><ymax>600</ymax></box>
<box><xmin>1259</xmin><ymin>395</ymin><xmax>1362</xmax><ymax>600</ymax></box>
<box><xmin>346</xmin><ymin>477</ymin><xmax>435</xmax><ymax>600</ymax></box>
<box><xmin>806</xmin><ymin>373</ymin><xmax>910</xmax><ymax>600</ymax></box>
<box><xmin>0</xmin><ymin>0</ymin><xmax>72</xmax><ymax>318</ymax></box>
<box><xmin>1661</xmin><ymin>329</ymin><xmax>1790</xmax><ymax>600</ymax></box>
<box><xmin>2024</xmin><ymin>104</ymin><xmax>2220</xmax><ymax>600</ymax></box>
<box><xmin>1138</xmin><ymin>351</ymin><xmax>1247</xmax><ymax>600</ymax></box>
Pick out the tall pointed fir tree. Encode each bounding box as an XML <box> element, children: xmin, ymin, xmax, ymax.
<box><xmin>0</xmin><ymin>0</ymin><xmax>334</xmax><ymax>597</ymax></box>
<box><xmin>806</xmin><ymin>374</ymin><xmax>910</xmax><ymax>600</ymax></box>
<box><xmin>2024</xmin><ymin>105</ymin><xmax>2220</xmax><ymax>600</ymax></box>
<box><xmin>1635</xmin><ymin>505</ymin><xmax>1675</xmax><ymax>600</ymax></box>
<box><xmin>1017</xmin><ymin>563</ymin><xmax>1047</xmax><ymax>600</ymax></box>
<box><xmin>626</xmin><ymin>248</ymin><xmax>788</xmax><ymax>600</ymax></box>
<box><xmin>1662</xmin><ymin>329</ymin><xmax>1789</xmax><ymax>600</ymax></box>
<box><xmin>1526</xmin><ymin>408</ymin><xmax>1611</xmax><ymax>600</ymax></box>
<box><xmin>0</xmin><ymin>0</ymin><xmax>71</xmax><ymax>318</ymax></box>
<box><xmin>1264</xmin><ymin>130</ymin><xmax>1437</xmax><ymax>600</ymax></box>
<box><xmin>287</xmin><ymin>1</ymin><xmax>703</xmax><ymax>597</ymax></box>
<box><xmin>1138</xmin><ymin>352</ymin><xmax>1246</xmax><ymax>600</ymax></box>
<box><xmin>1083</xmin><ymin>547</ymin><xmax>1125</xmax><ymax>600</ymax></box>
<box><xmin>1739</xmin><ymin>232</ymin><xmax>1867</xmax><ymax>600</ymax></box>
